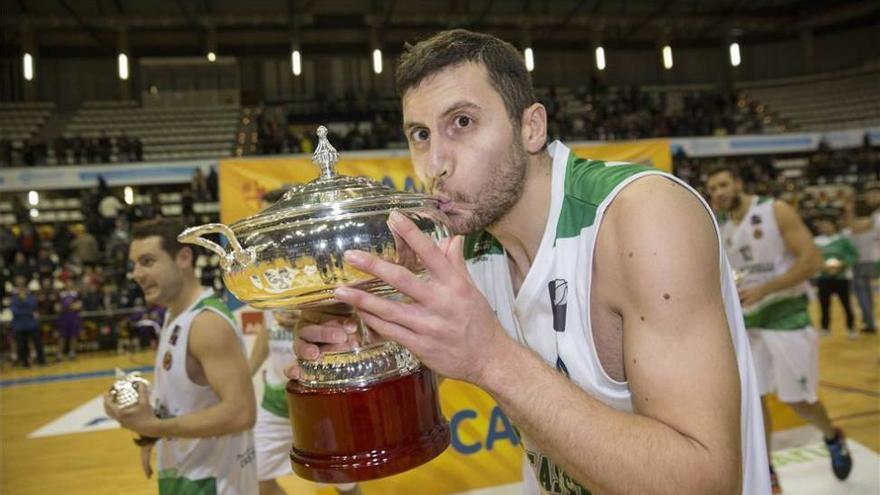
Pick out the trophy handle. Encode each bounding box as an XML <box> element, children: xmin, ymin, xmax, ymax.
<box><xmin>178</xmin><ymin>223</ymin><xmax>255</xmax><ymax>270</ymax></box>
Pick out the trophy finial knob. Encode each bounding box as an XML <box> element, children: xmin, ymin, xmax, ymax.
<box><xmin>313</xmin><ymin>125</ymin><xmax>339</xmax><ymax>180</ymax></box>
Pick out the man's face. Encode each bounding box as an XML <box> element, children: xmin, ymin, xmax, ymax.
<box><xmin>815</xmin><ymin>219</ymin><xmax>836</xmax><ymax>236</ymax></box>
<box><xmin>706</xmin><ymin>171</ymin><xmax>742</xmax><ymax>212</ymax></box>
<box><xmin>128</xmin><ymin>237</ymin><xmax>186</xmax><ymax>306</ymax></box>
<box><xmin>402</xmin><ymin>62</ymin><xmax>528</xmax><ymax>235</ymax></box>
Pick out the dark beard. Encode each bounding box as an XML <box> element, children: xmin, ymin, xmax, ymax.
<box><xmin>730</xmin><ymin>194</ymin><xmax>742</xmax><ymax>213</ymax></box>
<box><xmin>443</xmin><ymin>139</ymin><xmax>528</xmax><ymax>235</ymax></box>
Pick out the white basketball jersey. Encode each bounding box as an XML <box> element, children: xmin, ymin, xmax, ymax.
<box><xmin>718</xmin><ymin>196</ymin><xmax>811</xmax><ymax>330</ymax></box>
<box><xmin>260</xmin><ymin>311</ymin><xmax>295</xmax><ymax>418</ymax></box>
<box><xmin>153</xmin><ymin>288</ymin><xmax>257</xmax><ymax>495</ymax></box>
<box><xmin>465</xmin><ymin>142</ymin><xmax>770</xmax><ymax>495</ymax></box>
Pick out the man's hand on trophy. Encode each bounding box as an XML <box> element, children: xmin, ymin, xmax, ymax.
<box><xmin>103</xmin><ymin>386</ymin><xmax>160</xmax><ymax>438</ymax></box>
<box><xmin>282</xmin><ymin>305</ymin><xmax>366</xmax><ymax>380</ymax></box>
<box><xmin>332</xmin><ymin>210</ymin><xmax>510</xmax><ymax>385</ymax></box>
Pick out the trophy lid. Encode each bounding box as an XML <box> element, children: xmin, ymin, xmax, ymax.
<box><xmin>231</xmin><ymin>126</ymin><xmax>434</xmax><ymax>235</ymax></box>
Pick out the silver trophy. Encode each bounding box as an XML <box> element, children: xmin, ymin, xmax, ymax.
<box><xmin>109</xmin><ymin>368</ymin><xmax>150</xmax><ymax>408</ymax></box>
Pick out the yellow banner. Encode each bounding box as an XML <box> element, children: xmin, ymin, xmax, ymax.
<box><xmin>219</xmin><ymin>140</ymin><xmax>670</xmax><ymax>224</ymax></box>
<box><xmin>218</xmin><ymin>140</ymin><xmax>670</xmax><ymax>492</ymax></box>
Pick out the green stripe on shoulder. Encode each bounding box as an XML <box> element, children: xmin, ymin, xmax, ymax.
<box><xmin>194</xmin><ymin>295</ymin><xmax>235</xmax><ymax>324</ymax></box>
<box><xmin>757</xmin><ymin>196</ymin><xmax>773</xmax><ymax>205</ymax></box>
<box><xmin>158</xmin><ymin>469</ymin><xmax>217</xmax><ymax>495</ymax></box>
<box><xmin>556</xmin><ymin>154</ymin><xmax>655</xmax><ymax>240</ymax></box>
<box><xmin>463</xmin><ymin>231</ymin><xmax>503</xmax><ymax>261</ymax></box>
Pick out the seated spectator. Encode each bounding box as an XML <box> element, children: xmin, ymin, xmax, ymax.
<box><xmin>117</xmin><ymin>132</ymin><xmax>132</xmax><ymax>162</ymax></box>
<box><xmin>132</xmin><ymin>137</ymin><xmax>143</xmax><ymax>161</ymax></box>
<box><xmin>98</xmin><ymin>131</ymin><xmax>111</xmax><ymax>163</ymax></box>
<box><xmin>71</xmin><ymin>135</ymin><xmax>85</xmax><ymax>164</ymax></box>
<box><xmin>70</xmin><ymin>227</ymin><xmax>101</xmax><ymax>266</ymax></box>
<box><xmin>81</xmin><ymin>282</ymin><xmax>104</xmax><ymax>312</ymax></box>
<box><xmin>53</xmin><ymin>223</ymin><xmax>73</xmax><ymax>264</ymax></box>
<box><xmin>54</xmin><ymin>137</ymin><xmax>68</xmax><ymax>165</ymax></box>
<box><xmin>36</xmin><ymin>247</ymin><xmax>56</xmax><ymax>280</ymax></box>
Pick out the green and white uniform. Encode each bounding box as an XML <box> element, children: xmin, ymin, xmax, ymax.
<box><xmin>465</xmin><ymin>142</ymin><xmax>769</xmax><ymax>495</ymax></box>
<box><xmin>152</xmin><ymin>288</ymin><xmax>257</xmax><ymax>495</ymax></box>
<box><xmin>719</xmin><ymin>196</ymin><xmax>818</xmax><ymax>403</ymax></box>
<box><xmin>814</xmin><ymin>233</ymin><xmax>858</xmax><ymax>280</ymax></box>
<box><xmin>251</xmin><ymin>311</ymin><xmax>357</xmax><ymax>490</ymax></box>
<box><xmin>253</xmin><ymin>310</ymin><xmax>297</xmax><ymax>481</ymax></box>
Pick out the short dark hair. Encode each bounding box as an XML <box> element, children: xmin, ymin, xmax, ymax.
<box><xmin>131</xmin><ymin>218</ymin><xmax>195</xmax><ymax>266</ymax></box>
<box><xmin>706</xmin><ymin>164</ymin><xmax>740</xmax><ymax>181</ymax></box>
<box><xmin>395</xmin><ymin>29</ymin><xmax>536</xmax><ymax>127</ymax></box>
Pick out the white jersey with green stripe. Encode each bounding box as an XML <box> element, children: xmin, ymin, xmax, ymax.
<box><xmin>464</xmin><ymin>142</ymin><xmax>769</xmax><ymax>495</ymax></box>
<box><xmin>718</xmin><ymin>196</ymin><xmax>811</xmax><ymax>330</ymax></box>
<box><xmin>152</xmin><ymin>288</ymin><xmax>257</xmax><ymax>495</ymax></box>
<box><xmin>260</xmin><ymin>311</ymin><xmax>295</xmax><ymax>418</ymax></box>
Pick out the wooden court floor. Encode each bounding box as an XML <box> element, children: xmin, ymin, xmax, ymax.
<box><xmin>1</xmin><ymin>299</ymin><xmax>877</xmax><ymax>495</ymax></box>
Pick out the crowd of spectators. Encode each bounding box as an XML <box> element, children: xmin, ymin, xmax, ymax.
<box><xmin>254</xmin><ymin>85</ymin><xmax>772</xmax><ymax>156</ymax></box>
<box><xmin>254</xmin><ymin>105</ymin><xmax>404</xmax><ymax>155</ymax></box>
<box><xmin>0</xmin><ymin>133</ymin><xmax>144</xmax><ymax>167</ymax></box>
<box><xmin>0</xmin><ymin>173</ymin><xmax>221</xmax><ymax>367</ymax></box>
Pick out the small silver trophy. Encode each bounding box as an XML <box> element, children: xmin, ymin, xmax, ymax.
<box><xmin>109</xmin><ymin>368</ymin><xmax>150</xmax><ymax>408</ymax></box>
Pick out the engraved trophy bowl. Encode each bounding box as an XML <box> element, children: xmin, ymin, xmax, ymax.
<box><xmin>109</xmin><ymin>368</ymin><xmax>150</xmax><ymax>408</ymax></box>
<box><xmin>178</xmin><ymin>126</ymin><xmax>451</xmax><ymax>482</ymax></box>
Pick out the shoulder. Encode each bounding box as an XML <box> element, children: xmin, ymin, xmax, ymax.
<box><xmin>604</xmin><ymin>175</ymin><xmax>717</xmax><ymax>258</ymax></box>
<box><xmin>192</xmin><ymin>295</ymin><xmax>235</xmax><ymax>323</ymax></box>
<box><xmin>189</xmin><ymin>310</ymin><xmax>239</xmax><ymax>360</ymax></box>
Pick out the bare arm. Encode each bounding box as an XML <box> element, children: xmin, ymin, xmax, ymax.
<box><xmin>248</xmin><ymin>320</ymin><xmax>269</xmax><ymax>376</ymax></box>
<box><xmin>843</xmin><ymin>199</ymin><xmax>874</xmax><ymax>234</ymax></box>
<box><xmin>479</xmin><ymin>177</ymin><xmax>742</xmax><ymax>495</ymax></box>
<box><xmin>761</xmin><ymin>200</ymin><xmax>823</xmax><ymax>294</ymax></box>
<box><xmin>154</xmin><ymin>311</ymin><xmax>256</xmax><ymax>437</ymax></box>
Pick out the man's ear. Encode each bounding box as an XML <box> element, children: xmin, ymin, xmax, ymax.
<box><xmin>520</xmin><ymin>102</ymin><xmax>548</xmax><ymax>154</ymax></box>
<box><xmin>177</xmin><ymin>246</ymin><xmax>194</xmax><ymax>268</ymax></box>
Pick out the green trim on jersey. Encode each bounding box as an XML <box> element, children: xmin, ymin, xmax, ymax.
<box><xmin>193</xmin><ymin>295</ymin><xmax>235</xmax><ymax>323</ymax></box>
<box><xmin>555</xmin><ymin>154</ymin><xmax>654</xmax><ymax>241</ymax></box>
<box><xmin>261</xmin><ymin>382</ymin><xmax>289</xmax><ymax>418</ymax></box>
<box><xmin>817</xmin><ymin>234</ymin><xmax>859</xmax><ymax>280</ymax></box>
<box><xmin>757</xmin><ymin>196</ymin><xmax>773</xmax><ymax>205</ymax></box>
<box><xmin>744</xmin><ymin>294</ymin><xmax>812</xmax><ymax>330</ymax></box>
<box><xmin>463</xmin><ymin>230</ymin><xmax>503</xmax><ymax>261</ymax></box>
<box><xmin>158</xmin><ymin>469</ymin><xmax>217</xmax><ymax>495</ymax></box>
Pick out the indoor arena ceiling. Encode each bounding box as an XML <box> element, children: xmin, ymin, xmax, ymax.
<box><xmin>3</xmin><ymin>0</ymin><xmax>879</xmax><ymax>56</ymax></box>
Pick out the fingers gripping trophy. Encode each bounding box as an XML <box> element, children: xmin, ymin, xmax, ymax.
<box><xmin>177</xmin><ymin>126</ymin><xmax>451</xmax><ymax>483</ymax></box>
<box><xmin>108</xmin><ymin>368</ymin><xmax>158</xmax><ymax>447</ymax></box>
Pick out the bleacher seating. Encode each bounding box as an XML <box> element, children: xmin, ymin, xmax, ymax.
<box><xmin>741</xmin><ymin>67</ymin><xmax>880</xmax><ymax>132</ymax></box>
<box><xmin>0</xmin><ymin>101</ymin><xmax>55</xmax><ymax>142</ymax></box>
<box><xmin>63</xmin><ymin>101</ymin><xmax>239</xmax><ymax>161</ymax></box>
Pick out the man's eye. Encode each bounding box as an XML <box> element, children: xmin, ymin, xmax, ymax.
<box><xmin>454</xmin><ymin>116</ymin><xmax>472</xmax><ymax>128</ymax></box>
<box><xmin>411</xmin><ymin>128</ymin><xmax>429</xmax><ymax>142</ymax></box>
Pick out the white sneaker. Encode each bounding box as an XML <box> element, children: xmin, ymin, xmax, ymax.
<box><xmin>820</xmin><ymin>329</ymin><xmax>830</xmax><ymax>337</ymax></box>
<box><xmin>847</xmin><ymin>330</ymin><xmax>859</xmax><ymax>341</ymax></box>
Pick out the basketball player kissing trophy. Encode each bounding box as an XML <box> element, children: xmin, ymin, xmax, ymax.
<box><xmin>176</xmin><ymin>126</ymin><xmax>452</xmax><ymax>483</ymax></box>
